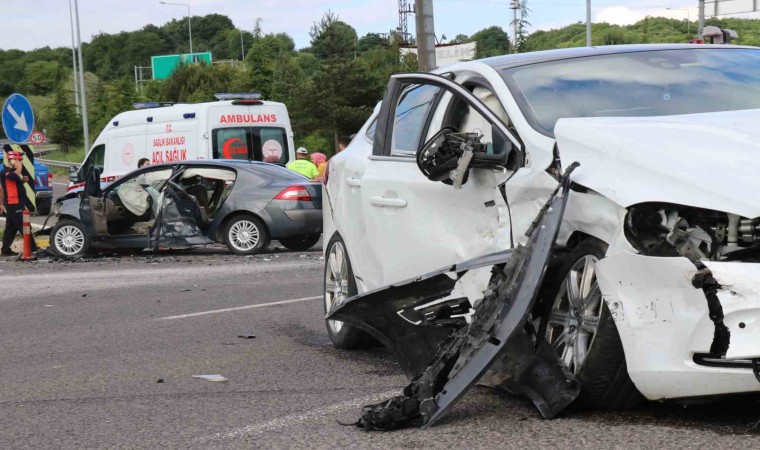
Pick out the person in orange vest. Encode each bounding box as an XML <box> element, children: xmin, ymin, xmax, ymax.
<box><xmin>1</xmin><ymin>151</ymin><xmax>36</xmax><ymax>256</ymax></box>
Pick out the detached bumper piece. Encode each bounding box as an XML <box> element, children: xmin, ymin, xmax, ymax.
<box><xmin>329</xmin><ymin>164</ymin><xmax>580</xmax><ymax>430</ymax></box>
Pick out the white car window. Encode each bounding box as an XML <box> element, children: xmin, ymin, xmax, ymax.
<box><xmin>390</xmin><ymin>84</ymin><xmax>441</xmax><ymax>156</ymax></box>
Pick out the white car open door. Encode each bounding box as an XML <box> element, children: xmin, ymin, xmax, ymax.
<box><xmin>351</xmin><ymin>72</ymin><xmax>524</xmax><ymax>291</ymax></box>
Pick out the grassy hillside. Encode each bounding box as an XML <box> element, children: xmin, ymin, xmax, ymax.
<box><xmin>523</xmin><ymin>17</ymin><xmax>760</xmax><ymax>52</ymax></box>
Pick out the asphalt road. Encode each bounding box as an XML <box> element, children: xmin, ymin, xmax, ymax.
<box><xmin>0</xmin><ymin>249</ymin><xmax>758</xmax><ymax>448</ymax></box>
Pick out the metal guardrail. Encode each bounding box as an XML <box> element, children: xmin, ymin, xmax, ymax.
<box><xmin>36</xmin><ymin>158</ymin><xmax>78</xmax><ymax>169</ymax></box>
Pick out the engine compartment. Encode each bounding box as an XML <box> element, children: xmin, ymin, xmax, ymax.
<box><xmin>625</xmin><ymin>203</ymin><xmax>760</xmax><ymax>263</ymax></box>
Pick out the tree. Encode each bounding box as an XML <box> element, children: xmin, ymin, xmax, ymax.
<box><xmin>357</xmin><ymin>33</ymin><xmax>387</xmax><ymax>53</ymax></box>
<box><xmin>470</xmin><ymin>26</ymin><xmax>510</xmax><ymax>58</ymax></box>
<box><xmin>452</xmin><ymin>33</ymin><xmax>469</xmax><ymax>43</ymax></box>
<box><xmin>245</xmin><ymin>33</ymin><xmax>296</xmax><ymax>97</ymax></box>
<box><xmin>46</xmin><ymin>73</ymin><xmax>82</xmax><ymax>153</ymax></box>
<box><xmin>512</xmin><ymin>0</ymin><xmax>531</xmax><ymax>52</ymax></box>
<box><xmin>303</xmin><ymin>12</ymin><xmax>364</xmax><ymax>152</ymax></box>
<box><xmin>20</xmin><ymin>61</ymin><xmax>61</xmax><ymax>96</ymax></box>
<box><xmin>309</xmin><ymin>11</ymin><xmax>358</xmax><ymax>60</ymax></box>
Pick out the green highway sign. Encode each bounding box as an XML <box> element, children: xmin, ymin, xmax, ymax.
<box><xmin>151</xmin><ymin>52</ymin><xmax>213</xmax><ymax>80</ymax></box>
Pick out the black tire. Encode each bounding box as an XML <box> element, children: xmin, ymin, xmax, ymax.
<box><xmin>223</xmin><ymin>214</ymin><xmax>270</xmax><ymax>255</ymax></box>
<box><xmin>538</xmin><ymin>239</ymin><xmax>644</xmax><ymax>410</ymax></box>
<box><xmin>323</xmin><ymin>234</ymin><xmax>376</xmax><ymax>349</ymax></box>
<box><xmin>50</xmin><ymin>219</ymin><xmax>90</xmax><ymax>260</ymax></box>
<box><xmin>279</xmin><ymin>234</ymin><xmax>321</xmax><ymax>251</ymax></box>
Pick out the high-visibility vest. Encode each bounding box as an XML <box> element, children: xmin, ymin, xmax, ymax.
<box><xmin>2</xmin><ymin>144</ymin><xmax>35</xmax><ymax>210</ymax></box>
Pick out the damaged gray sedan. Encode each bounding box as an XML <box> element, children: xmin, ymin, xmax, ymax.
<box><xmin>323</xmin><ymin>44</ymin><xmax>760</xmax><ymax>428</ymax></box>
<box><xmin>45</xmin><ymin>161</ymin><xmax>322</xmax><ymax>258</ymax></box>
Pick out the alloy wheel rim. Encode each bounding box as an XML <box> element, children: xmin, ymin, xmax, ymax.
<box><xmin>545</xmin><ymin>254</ymin><xmax>603</xmax><ymax>374</ymax></box>
<box><xmin>229</xmin><ymin>220</ymin><xmax>260</xmax><ymax>251</ymax></box>
<box><xmin>55</xmin><ymin>225</ymin><xmax>85</xmax><ymax>256</ymax></box>
<box><xmin>324</xmin><ymin>241</ymin><xmax>348</xmax><ymax>334</ymax></box>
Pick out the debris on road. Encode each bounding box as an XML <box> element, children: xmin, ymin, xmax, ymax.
<box><xmin>329</xmin><ymin>164</ymin><xmax>580</xmax><ymax>430</ymax></box>
<box><xmin>157</xmin><ymin>378</ymin><xmax>165</xmax><ymax>384</ymax></box>
<box><xmin>237</xmin><ymin>334</ymin><xmax>256</xmax><ymax>339</ymax></box>
<box><xmin>192</xmin><ymin>374</ymin><xmax>228</xmax><ymax>383</ymax></box>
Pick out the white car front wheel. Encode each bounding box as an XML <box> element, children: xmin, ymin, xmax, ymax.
<box><xmin>540</xmin><ymin>239</ymin><xmax>644</xmax><ymax>410</ymax></box>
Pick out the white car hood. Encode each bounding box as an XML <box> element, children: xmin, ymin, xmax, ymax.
<box><xmin>555</xmin><ymin>109</ymin><xmax>760</xmax><ymax>219</ymax></box>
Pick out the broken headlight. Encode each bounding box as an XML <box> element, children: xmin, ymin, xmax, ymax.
<box><xmin>625</xmin><ymin>203</ymin><xmax>760</xmax><ymax>262</ymax></box>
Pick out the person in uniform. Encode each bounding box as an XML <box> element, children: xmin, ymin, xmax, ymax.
<box><xmin>1</xmin><ymin>151</ymin><xmax>37</xmax><ymax>256</ymax></box>
<box><xmin>286</xmin><ymin>147</ymin><xmax>319</xmax><ymax>179</ymax></box>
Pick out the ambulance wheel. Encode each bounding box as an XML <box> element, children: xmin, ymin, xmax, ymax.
<box><xmin>224</xmin><ymin>214</ymin><xmax>270</xmax><ymax>255</ymax></box>
<box><xmin>50</xmin><ymin>219</ymin><xmax>90</xmax><ymax>260</ymax></box>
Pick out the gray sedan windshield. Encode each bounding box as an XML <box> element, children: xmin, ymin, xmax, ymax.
<box><xmin>502</xmin><ymin>48</ymin><xmax>760</xmax><ymax>135</ymax></box>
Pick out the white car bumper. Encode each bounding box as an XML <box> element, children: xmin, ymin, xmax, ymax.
<box><xmin>596</xmin><ymin>252</ymin><xmax>760</xmax><ymax>401</ymax></box>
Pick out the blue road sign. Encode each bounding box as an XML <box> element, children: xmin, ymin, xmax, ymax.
<box><xmin>2</xmin><ymin>94</ymin><xmax>34</xmax><ymax>144</ymax></box>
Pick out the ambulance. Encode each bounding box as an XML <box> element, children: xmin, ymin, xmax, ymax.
<box><xmin>69</xmin><ymin>94</ymin><xmax>295</xmax><ymax>189</ymax></box>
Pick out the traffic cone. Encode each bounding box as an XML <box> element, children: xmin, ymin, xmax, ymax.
<box><xmin>20</xmin><ymin>209</ymin><xmax>36</xmax><ymax>261</ymax></box>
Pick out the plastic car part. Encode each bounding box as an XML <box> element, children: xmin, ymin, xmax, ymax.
<box><xmin>329</xmin><ymin>163</ymin><xmax>580</xmax><ymax>429</ymax></box>
<box><xmin>691</xmin><ymin>268</ymin><xmax>731</xmax><ymax>357</ymax></box>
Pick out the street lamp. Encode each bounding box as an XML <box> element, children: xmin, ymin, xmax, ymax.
<box><xmin>159</xmin><ymin>1</ymin><xmax>193</xmax><ymax>54</ymax></box>
<box><xmin>667</xmin><ymin>7</ymin><xmax>692</xmax><ymax>37</ymax></box>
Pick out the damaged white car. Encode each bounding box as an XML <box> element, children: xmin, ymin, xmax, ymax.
<box><xmin>322</xmin><ymin>44</ymin><xmax>760</xmax><ymax>428</ymax></box>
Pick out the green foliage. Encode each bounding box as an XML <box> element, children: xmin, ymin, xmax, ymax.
<box><xmin>602</xmin><ymin>28</ymin><xmax>634</xmax><ymax>46</ymax></box>
<box><xmin>246</xmin><ymin>33</ymin><xmax>296</xmax><ymax>97</ymax></box>
<box><xmin>20</xmin><ymin>61</ymin><xmax>62</xmax><ymax>96</ymax></box>
<box><xmin>89</xmin><ymin>77</ymin><xmax>138</xmax><ymax>139</ymax></box>
<box><xmin>158</xmin><ymin>63</ymin><xmax>253</xmax><ymax>102</ymax></box>
<box><xmin>45</xmin><ymin>71</ymin><xmax>82</xmax><ymax>153</ymax></box>
<box><xmin>470</xmin><ymin>26</ymin><xmax>511</xmax><ymax>58</ymax></box>
<box><xmin>297</xmin><ymin>132</ymin><xmax>332</xmax><ymax>155</ymax></box>
<box><xmin>309</xmin><ymin>11</ymin><xmax>358</xmax><ymax>59</ymax></box>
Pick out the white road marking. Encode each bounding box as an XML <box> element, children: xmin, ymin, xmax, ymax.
<box><xmin>156</xmin><ymin>295</ymin><xmax>322</xmax><ymax>320</ymax></box>
<box><xmin>199</xmin><ymin>389</ymin><xmax>400</xmax><ymax>442</ymax></box>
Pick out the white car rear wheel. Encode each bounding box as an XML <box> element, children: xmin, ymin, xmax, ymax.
<box><xmin>323</xmin><ymin>235</ymin><xmax>376</xmax><ymax>349</ymax></box>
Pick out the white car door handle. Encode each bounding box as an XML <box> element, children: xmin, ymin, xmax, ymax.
<box><xmin>370</xmin><ymin>196</ymin><xmax>407</xmax><ymax>208</ymax></box>
<box><xmin>346</xmin><ymin>177</ymin><xmax>362</xmax><ymax>187</ymax></box>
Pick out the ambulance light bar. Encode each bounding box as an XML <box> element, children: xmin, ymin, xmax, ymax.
<box><xmin>133</xmin><ymin>102</ymin><xmax>182</xmax><ymax>110</ymax></box>
<box><xmin>215</xmin><ymin>93</ymin><xmax>262</xmax><ymax>101</ymax></box>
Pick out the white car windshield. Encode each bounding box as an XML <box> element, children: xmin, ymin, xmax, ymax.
<box><xmin>502</xmin><ymin>48</ymin><xmax>760</xmax><ymax>136</ymax></box>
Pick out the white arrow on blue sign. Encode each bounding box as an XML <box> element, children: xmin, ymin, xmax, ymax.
<box><xmin>2</xmin><ymin>93</ymin><xmax>35</xmax><ymax>144</ymax></box>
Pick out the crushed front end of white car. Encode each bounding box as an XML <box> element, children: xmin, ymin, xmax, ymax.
<box><xmin>557</xmin><ymin>110</ymin><xmax>760</xmax><ymax>401</ymax></box>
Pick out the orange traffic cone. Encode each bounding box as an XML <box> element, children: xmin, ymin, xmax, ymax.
<box><xmin>20</xmin><ymin>209</ymin><xmax>35</xmax><ymax>261</ymax></box>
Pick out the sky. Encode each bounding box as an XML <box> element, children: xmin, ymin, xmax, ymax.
<box><xmin>0</xmin><ymin>0</ymin><xmax>758</xmax><ymax>52</ymax></box>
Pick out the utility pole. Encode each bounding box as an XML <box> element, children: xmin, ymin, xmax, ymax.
<box><xmin>240</xmin><ymin>29</ymin><xmax>245</xmax><ymax>61</ymax></box>
<box><xmin>67</xmin><ymin>0</ymin><xmax>80</xmax><ymax>114</ymax></box>
<box><xmin>73</xmin><ymin>0</ymin><xmax>89</xmax><ymax>152</ymax></box>
<box><xmin>414</xmin><ymin>0</ymin><xmax>436</xmax><ymax>71</ymax></box>
<box><xmin>586</xmin><ymin>0</ymin><xmax>592</xmax><ymax>46</ymax></box>
<box><xmin>698</xmin><ymin>0</ymin><xmax>706</xmax><ymax>36</ymax></box>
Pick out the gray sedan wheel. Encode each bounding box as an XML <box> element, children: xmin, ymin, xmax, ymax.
<box><xmin>224</xmin><ymin>215</ymin><xmax>269</xmax><ymax>255</ymax></box>
<box><xmin>50</xmin><ymin>219</ymin><xmax>89</xmax><ymax>259</ymax></box>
